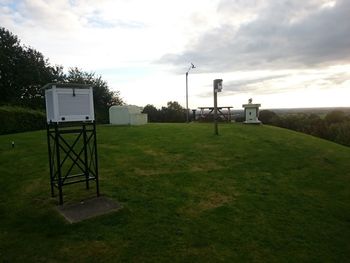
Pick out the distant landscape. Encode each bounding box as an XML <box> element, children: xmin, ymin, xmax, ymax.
<box><xmin>181</xmin><ymin>107</ymin><xmax>348</xmax><ymax>148</ymax></box>
<box><xmin>229</xmin><ymin>107</ymin><xmax>350</xmax><ymax>118</ymax></box>
<box><xmin>261</xmin><ymin>107</ymin><xmax>350</xmax><ymax>115</ymax></box>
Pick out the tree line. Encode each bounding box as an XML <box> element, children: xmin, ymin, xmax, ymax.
<box><xmin>0</xmin><ymin>27</ymin><xmax>123</xmax><ymax>123</ymax></box>
<box><xmin>142</xmin><ymin>102</ymin><xmax>187</xmax><ymax>123</ymax></box>
<box><xmin>259</xmin><ymin>110</ymin><xmax>350</xmax><ymax>147</ymax></box>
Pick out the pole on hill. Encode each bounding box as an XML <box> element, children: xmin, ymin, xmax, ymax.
<box><xmin>213</xmin><ymin>79</ymin><xmax>223</xmax><ymax>135</ymax></box>
<box><xmin>185</xmin><ymin>63</ymin><xmax>196</xmax><ymax>123</ymax></box>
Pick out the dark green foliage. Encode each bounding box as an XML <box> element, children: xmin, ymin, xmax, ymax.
<box><xmin>160</xmin><ymin>101</ymin><xmax>186</xmax><ymax>122</ymax></box>
<box><xmin>259</xmin><ymin>110</ymin><xmax>279</xmax><ymax>124</ymax></box>
<box><xmin>0</xmin><ymin>28</ymin><xmax>22</xmax><ymax>104</ymax></box>
<box><xmin>328</xmin><ymin>121</ymin><xmax>350</xmax><ymax>146</ymax></box>
<box><xmin>325</xmin><ymin>110</ymin><xmax>348</xmax><ymax>124</ymax></box>
<box><xmin>0</xmin><ymin>106</ymin><xmax>46</xmax><ymax>134</ymax></box>
<box><xmin>0</xmin><ymin>27</ymin><xmax>123</xmax><ymax>124</ymax></box>
<box><xmin>262</xmin><ymin>110</ymin><xmax>350</xmax><ymax>147</ymax></box>
<box><xmin>65</xmin><ymin>67</ymin><xmax>124</xmax><ymax>123</ymax></box>
<box><xmin>234</xmin><ymin>116</ymin><xmax>245</xmax><ymax>122</ymax></box>
<box><xmin>142</xmin><ymin>104</ymin><xmax>159</xmax><ymax>122</ymax></box>
<box><xmin>0</xmin><ymin>27</ymin><xmax>64</xmax><ymax>108</ymax></box>
<box><xmin>142</xmin><ymin>101</ymin><xmax>186</xmax><ymax>122</ymax></box>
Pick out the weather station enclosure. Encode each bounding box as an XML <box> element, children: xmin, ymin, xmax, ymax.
<box><xmin>242</xmin><ymin>99</ymin><xmax>261</xmax><ymax>124</ymax></box>
<box><xmin>44</xmin><ymin>83</ymin><xmax>95</xmax><ymax>123</ymax></box>
<box><xmin>44</xmin><ymin>83</ymin><xmax>100</xmax><ymax>205</ymax></box>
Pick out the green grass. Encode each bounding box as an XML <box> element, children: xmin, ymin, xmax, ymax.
<box><xmin>0</xmin><ymin>123</ymin><xmax>349</xmax><ymax>262</ymax></box>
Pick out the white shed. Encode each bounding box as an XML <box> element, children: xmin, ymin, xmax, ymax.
<box><xmin>242</xmin><ymin>99</ymin><xmax>261</xmax><ymax>124</ymax></box>
<box><xmin>109</xmin><ymin>105</ymin><xmax>148</xmax><ymax>125</ymax></box>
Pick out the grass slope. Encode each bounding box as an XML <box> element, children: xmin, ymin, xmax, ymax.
<box><xmin>0</xmin><ymin>123</ymin><xmax>349</xmax><ymax>262</ymax></box>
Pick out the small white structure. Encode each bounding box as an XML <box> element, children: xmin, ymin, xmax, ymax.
<box><xmin>242</xmin><ymin>98</ymin><xmax>261</xmax><ymax>124</ymax></box>
<box><xmin>109</xmin><ymin>105</ymin><xmax>148</xmax><ymax>125</ymax></box>
<box><xmin>43</xmin><ymin>83</ymin><xmax>94</xmax><ymax>123</ymax></box>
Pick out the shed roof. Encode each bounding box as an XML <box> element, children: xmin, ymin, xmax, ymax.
<box><xmin>242</xmin><ymin>103</ymin><xmax>261</xmax><ymax>108</ymax></box>
<box><xmin>109</xmin><ymin>105</ymin><xmax>142</xmax><ymax>114</ymax></box>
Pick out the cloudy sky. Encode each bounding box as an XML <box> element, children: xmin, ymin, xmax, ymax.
<box><xmin>1</xmin><ymin>0</ymin><xmax>349</xmax><ymax>109</ymax></box>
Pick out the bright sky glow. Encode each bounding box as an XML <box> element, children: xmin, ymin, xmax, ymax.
<box><xmin>1</xmin><ymin>0</ymin><xmax>349</xmax><ymax>109</ymax></box>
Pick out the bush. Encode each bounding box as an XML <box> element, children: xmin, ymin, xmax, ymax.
<box><xmin>142</xmin><ymin>101</ymin><xmax>186</xmax><ymax>123</ymax></box>
<box><xmin>0</xmin><ymin>106</ymin><xmax>46</xmax><ymax>135</ymax></box>
<box><xmin>325</xmin><ymin>110</ymin><xmax>348</xmax><ymax>124</ymax></box>
<box><xmin>263</xmin><ymin>110</ymin><xmax>350</xmax><ymax>147</ymax></box>
<box><xmin>234</xmin><ymin>116</ymin><xmax>245</xmax><ymax>123</ymax></box>
<box><xmin>327</xmin><ymin>121</ymin><xmax>350</xmax><ymax>146</ymax></box>
<box><xmin>259</xmin><ymin>110</ymin><xmax>280</xmax><ymax>124</ymax></box>
<box><xmin>142</xmin><ymin>104</ymin><xmax>160</xmax><ymax>122</ymax></box>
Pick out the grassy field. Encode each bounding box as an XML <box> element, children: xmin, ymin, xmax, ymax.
<box><xmin>0</xmin><ymin>123</ymin><xmax>349</xmax><ymax>262</ymax></box>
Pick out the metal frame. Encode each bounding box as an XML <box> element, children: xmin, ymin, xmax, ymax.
<box><xmin>198</xmin><ymin>106</ymin><xmax>232</xmax><ymax>122</ymax></box>
<box><xmin>46</xmin><ymin>121</ymin><xmax>100</xmax><ymax>205</ymax></box>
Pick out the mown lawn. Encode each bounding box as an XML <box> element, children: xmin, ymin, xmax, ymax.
<box><xmin>0</xmin><ymin>123</ymin><xmax>349</xmax><ymax>262</ymax></box>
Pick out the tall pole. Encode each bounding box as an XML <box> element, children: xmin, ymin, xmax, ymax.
<box><xmin>213</xmin><ymin>79</ymin><xmax>223</xmax><ymax>136</ymax></box>
<box><xmin>185</xmin><ymin>63</ymin><xmax>195</xmax><ymax>123</ymax></box>
<box><xmin>186</xmin><ymin>72</ymin><xmax>189</xmax><ymax>123</ymax></box>
<box><xmin>214</xmin><ymin>86</ymin><xmax>218</xmax><ymax>135</ymax></box>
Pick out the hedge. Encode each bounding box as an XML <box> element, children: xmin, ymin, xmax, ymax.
<box><xmin>0</xmin><ymin>106</ymin><xmax>46</xmax><ymax>135</ymax></box>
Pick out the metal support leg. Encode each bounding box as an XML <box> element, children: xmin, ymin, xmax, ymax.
<box><xmin>93</xmin><ymin>121</ymin><xmax>100</xmax><ymax>196</ymax></box>
<box><xmin>47</xmin><ymin>124</ymin><xmax>54</xmax><ymax>197</ymax></box>
<box><xmin>54</xmin><ymin>123</ymin><xmax>63</xmax><ymax>205</ymax></box>
<box><xmin>47</xmin><ymin>122</ymin><xmax>100</xmax><ymax>205</ymax></box>
<box><xmin>83</xmin><ymin>124</ymin><xmax>90</xmax><ymax>190</ymax></box>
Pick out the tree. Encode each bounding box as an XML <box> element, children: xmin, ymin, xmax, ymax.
<box><xmin>259</xmin><ymin>110</ymin><xmax>279</xmax><ymax>124</ymax></box>
<box><xmin>0</xmin><ymin>27</ymin><xmax>64</xmax><ymax>108</ymax></box>
<box><xmin>65</xmin><ymin>67</ymin><xmax>123</xmax><ymax>123</ymax></box>
<box><xmin>0</xmin><ymin>27</ymin><xmax>22</xmax><ymax>104</ymax></box>
<box><xmin>0</xmin><ymin>27</ymin><xmax>123</xmax><ymax>123</ymax></box>
<box><xmin>142</xmin><ymin>104</ymin><xmax>159</xmax><ymax>122</ymax></box>
<box><xmin>328</xmin><ymin>121</ymin><xmax>350</xmax><ymax>146</ymax></box>
<box><xmin>325</xmin><ymin>110</ymin><xmax>347</xmax><ymax>124</ymax></box>
<box><xmin>160</xmin><ymin>101</ymin><xmax>186</xmax><ymax>122</ymax></box>
<box><xmin>142</xmin><ymin>102</ymin><xmax>186</xmax><ymax>123</ymax></box>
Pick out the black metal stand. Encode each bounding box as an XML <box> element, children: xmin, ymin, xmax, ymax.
<box><xmin>46</xmin><ymin>121</ymin><xmax>100</xmax><ymax>205</ymax></box>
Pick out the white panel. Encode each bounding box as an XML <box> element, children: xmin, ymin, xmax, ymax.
<box><xmin>44</xmin><ymin>85</ymin><xmax>95</xmax><ymax>123</ymax></box>
<box><xmin>130</xmin><ymin>113</ymin><xmax>148</xmax><ymax>125</ymax></box>
<box><xmin>45</xmin><ymin>89</ymin><xmax>54</xmax><ymax>122</ymax></box>
<box><xmin>246</xmin><ymin>109</ymin><xmax>256</xmax><ymax>121</ymax></box>
<box><xmin>58</xmin><ymin>93</ymin><xmax>91</xmax><ymax>116</ymax></box>
<box><xmin>109</xmin><ymin>106</ymin><xmax>148</xmax><ymax>125</ymax></box>
<box><xmin>109</xmin><ymin>108</ymin><xmax>130</xmax><ymax>125</ymax></box>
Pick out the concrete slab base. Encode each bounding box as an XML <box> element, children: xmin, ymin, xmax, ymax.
<box><xmin>57</xmin><ymin>196</ymin><xmax>122</xmax><ymax>223</ymax></box>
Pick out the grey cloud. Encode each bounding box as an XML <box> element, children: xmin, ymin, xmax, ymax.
<box><xmin>160</xmin><ymin>0</ymin><xmax>350</xmax><ymax>72</ymax></box>
<box><xmin>198</xmin><ymin>70</ymin><xmax>350</xmax><ymax>98</ymax></box>
<box><xmin>317</xmin><ymin>72</ymin><xmax>350</xmax><ymax>87</ymax></box>
<box><xmin>217</xmin><ymin>0</ymin><xmax>266</xmax><ymax>18</ymax></box>
<box><xmin>86</xmin><ymin>9</ymin><xmax>145</xmax><ymax>29</ymax></box>
<box><xmin>223</xmin><ymin>75</ymin><xmax>288</xmax><ymax>92</ymax></box>
<box><xmin>198</xmin><ymin>74</ymin><xmax>288</xmax><ymax>97</ymax></box>
<box><xmin>86</xmin><ymin>16</ymin><xmax>145</xmax><ymax>29</ymax></box>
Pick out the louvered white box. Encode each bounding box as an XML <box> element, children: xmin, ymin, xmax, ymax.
<box><xmin>43</xmin><ymin>83</ymin><xmax>95</xmax><ymax>123</ymax></box>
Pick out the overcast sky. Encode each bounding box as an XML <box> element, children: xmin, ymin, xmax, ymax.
<box><xmin>1</xmin><ymin>0</ymin><xmax>349</xmax><ymax>109</ymax></box>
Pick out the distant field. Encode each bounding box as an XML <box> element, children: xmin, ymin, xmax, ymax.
<box><xmin>0</xmin><ymin>123</ymin><xmax>349</xmax><ymax>262</ymax></box>
<box><xmin>266</xmin><ymin>107</ymin><xmax>350</xmax><ymax>117</ymax></box>
<box><xmin>230</xmin><ymin>107</ymin><xmax>350</xmax><ymax>118</ymax></box>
